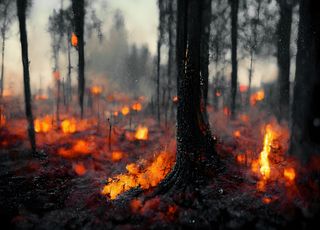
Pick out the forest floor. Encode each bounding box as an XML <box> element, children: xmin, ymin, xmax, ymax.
<box><xmin>1</xmin><ymin>108</ymin><xmax>320</xmax><ymax>229</ymax></box>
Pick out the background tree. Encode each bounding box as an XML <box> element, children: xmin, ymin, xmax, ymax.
<box><xmin>229</xmin><ymin>0</ymin><xmax>239</xmax><ymax>119</ymax></box>
<box><xmin>16</xmin><ymin>0</ymin><xmax>36</xmax><ymax>153</ymax></box>
<box><xmin>0</xmin><ymin>0</ymin><xmax>15</xmax><ymax>98</ymax></box>
<box><xmin>290</xmin><ymin>0</ymin><xmax>320</xmax><ymax>161</ymax></box>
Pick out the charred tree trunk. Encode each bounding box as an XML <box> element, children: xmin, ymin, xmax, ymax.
<box><xmin>0</xmin><ymin>1</ymin><xmax>9</xmax><ymax>98</ymax></box>
<box><xmin>277</xmin><ymin>0</ymin><xmax>293</xmax><ymax>121</ymax></box>
<box><xmin>67</xmin><ymin>31</ymin><xmax>72</xmax><ymax>108</ymax></box>
<box><xmin>246</xmin><ymin>50</ymin><xmax>253</xmax><ymax>107</ymax></box>
<box><xmin>155</xmin><ymin>0</ymin><xmax>218</xmax><ymax>194</ymax></box>
<box><xmin>17</xmin><ymin>0</ymin><xmax>36</xmax><ymax>153</ymax></box>
<box><xmin>200</xmin><ymin>0</ymin><xmax>212</xmax><ymax>108</ymax></box>
<box><xmin>72</xmin><ymin>0</ymin><xmax>85</xmax><ymax>119</ymax></box>
<box><xmin>230</xmin><ymin>0</ymin><xmax>239</xmax><ymax>119</ymax></box>
<box><xmin>290</xmin><ymin>0</ymin><xmax>320</xmax><ymax>162</ymax></box>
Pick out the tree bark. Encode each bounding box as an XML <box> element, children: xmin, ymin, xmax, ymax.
<box><xmin>155</xmin><ymin>0</ymin><xmax>218</xmax><ymax>194</ymax></box>
<box><xmin>290</xmin><ymin>0</ymin><xmax>320</xmax><ymax>162</ymax></box>
<box><xmin>230</xmin><ymin>0</ymin><xmax>239</xmax><ymax>119</ymax></box>
<box><xmin>67</xmin><ymin>31</ymin><xmax>72</xmax><ymax>108</ymax></box>
<box><xmin>277</xmin><ymin>0</ymin><xmax>293</xmax><ymax>121</ymax></box>
<box><xmin>17</xmin><ymin>0</ymin><xmax>36</xmax><ymax>153</ymax></box>
<box><xmin>72</xmin><ymin>0</ymin><xmax>85</xmax><ymax>119</ymax></box>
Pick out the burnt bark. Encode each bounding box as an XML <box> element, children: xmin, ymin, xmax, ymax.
<box><xmin>277</xmin><ymin>0</ymin><xmax>293</xmax><ymax>121</ymax></box>
<box><xmin>155</xmin><ymin>0</ymin><xmax>218</xmax><ymax>194</ymax></box>
<box><xmin>230</xmin><ymin>0</ymin><xmax>239</xmax><ymax>119</ymax></box>
<box><xmin>72</xmin><ymin>0</ymin><xmax>85</xmax><ymax>119</ymax></box>
<box><xmin>17</xmin><ymin>0</ymin><xmax>36</xmax><ymax>152</ymax></box>
<box><xmin>290</xmin><ymin>0</ymin><xmax>320</xmax><ymax>161</ymax></box>
<box><xmin>200</xmin><ymin>0</ymin><xmax>212</xmax><ymax>108</ymax></box>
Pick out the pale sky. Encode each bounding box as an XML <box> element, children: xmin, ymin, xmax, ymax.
<box><xmin>4</xmin><ymin>0</ymin><xmax>158</xmax><ymax>95</ymax></box>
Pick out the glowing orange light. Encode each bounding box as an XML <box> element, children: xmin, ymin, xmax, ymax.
<box><xmin>259</xmin><ymin>124</ymin><xmax>274</xmax><ymax>179</ymax></box>
<box><xmin>239</xmin><ymin>85</ymin><xmax>248</xmax><ymax>93</ymax></box>
<box><xmin>2</xmin><ymin>89</ymin><xmax>12</xmax><ymax>97</ymax></box>
<box><xmin>172</xmin><ymin>96</ymin><xmax>178</xmax><ymax>103</ymax></box>
<box><xmin>113</xmin><ymin>111</ymin><xmax>119</xmax><ymax>117</ymax></box>
<box><xmin>34</xmin><ymin>116</ymin><xmax>53</xmax><ymax>133</ymax></box>
<box><xmin>112</xmin><ymin>151</ymin><xmax>124</xmax><ymax>162</ymax></box>
<box><xmin>101</xmin><ymin>152</ymin><xmax>173</xmax><ymax>199</ymax></box>
<box><xmin>71</xmin><ymin>32</ymin><xmax>78</xmax><ymax>47</ymax></box>
<box><xmin>73</xmin><ymin>163</ymin><xmax>87</xmax><ymax>176</ymax></box>
<box><xmin>35</xmin><ymin>95</ymin><xmax>48</xmax><ymax>101</ymax></box>
<box><xmin>134</xmin><ymin>125</ymin><xmax>148</xmax><ymax>141</ymax></box>
<box><xmin>236</xmin><ymin>154</ymin><xmax>246</xmax><ymax>164</ymax></box>
<box><xmin>233</xmin><ymin>130</ymin><xmax>241</xmax><ymax>138</ymax></box>
<box><xmin>61</xmin><ymin>118</ymin><xmax>77</xmax><ymax>134</ymax></box>
<box><xmin>284</xmin><ymin>167</ymin><xmax>296</xmax><ymax>182</ymax></box>
<box><xmin>121</xmin><ymin>106</ymin><xmax>130</xmax><ymax>116</ymax></box>
<box><xmin>0</xmin><ymin>113</ymin><xmax>6</xmax><ymax>126</ymax></box>
<box><xmin>215</xmin><ymin>91</ymin><xmax>222</xmax><ymax>97</ymax></box>
<box><xmin>250</xmin><ymin>90</ymin><xmax>265</xmax><ymax>106</ymax></box>
<box><xmin>53</xmin><ymin>71</ymin><xmax>60</xmax><ymax>81</ymax></box>
<box><xmin>131</xmin><ymin>102</ymin><xmax>142</xmax><ymax>111</ymax></box>
<box><xmin>223</xmin><ymin>107</ymin><xmax>230</xmax><ymax>116</ymax></box>
<box><xmin>90</xmin><ymin>86</ymin><xmax>102</xmax><ymax>95</ymax></box>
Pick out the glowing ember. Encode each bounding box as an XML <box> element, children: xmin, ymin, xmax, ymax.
<box><xmin>73</xmin><ymin>163</ymin><xmax>87</xmax><ymax>176</ymax></box>
<box><xmin>112</xmin><ymin>151</ymin><xmax>124</xmax><ymax>162</ymax></box>
<box><xmin>0</xmin><ymin>113</ymin><xmax>6</xmax><ymax>126</ymax></box>
<box><xmin>134</xmin><ymin>125</ymin><xmax>148</xmax><ymax>141</ymax></box>
<box><xmin>34</xmin><ymin>116</ymin><xmax>53</xmax><ymax>133</ymax></box>
<box><xmin>113</xmin><ymin>111</ymin><xmax>119</xmax><ymax>117</ymax></box>
<box><xmin>71</xmin><ymin>32</ymin><xmax>78</xmax><ymax>47</ymax></box>
<box><xmin>61</xmin><ymin>118</ymin><xmax>77</xmax><ymax>134</ymax></box>
<box><xmin>172</xmin><ymin>96</ymin><xmax>178</xmax><ymax>103</ymax></box>
<box><xmin>250</xmin><ymin>90</ymin><xmax>265</xmax><ymax>106</ymax></box>
<box><xmin>284</xmin><ymin>167</ymin><xmax>296</xmax><ymax>182</ymax></box>
<box><xmin>215</xmin><ymin>90</ymin><xmax>222</xmax><ymax>97</ymax></box>
<box><xmin>236</xmin><ymin>154</ymin><xmax>246</xmax><ymax>164</ymax></box>
<box><xmin>58</xmin><ymin>140</ymin><xmax>91</xmax><ymax>158</ymax></box>
<box><xmin>131</xmin><ymin>102</ymin><xmax>142</xmax><ymax>111</ymax></box>
<box><xmin>233</xmin><ymin>130</ymin><xmax>241</xmax><ymax>138</ymax></box>
<box><xmin>223</xmin><ymin>107</ymin><xmax>230</xmax><ymax>116</ymax></box>
<box><xmin>239</xmin><ymin>85</ymin><xmax>248</xmax><ymax>93</ymax></box>
<box><xmin>121</xmin><ymin>106</ymin><xmax>130</xmax><ymax>116</ymax></box>
<box><xmin>90</xmin><ymin>86</ymin><xmax>102</xmax><ymax>95</ymax></box>
<box><xmin>101</xmin><ymin>151</ymin><xmax>173</xmax><ymax>199</ymax></box>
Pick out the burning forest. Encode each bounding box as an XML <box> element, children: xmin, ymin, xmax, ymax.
<box><xmin>0</xmin><ymin>0</ymin><xmax>320</xmax><ymax>229</ymax></box>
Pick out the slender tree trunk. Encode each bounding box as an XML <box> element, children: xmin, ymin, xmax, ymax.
<box><xmin>156</xmin><ymin>41</ymin><xmax>161</xmax><ymax>124</ymax></box>
<box><xmin>200</xmin><ymin>0</ymin><xmax>212</xmax><ymax>108</ymax></box>
<box><xmin>290</xmin><ymin>0</ymin><xmax>320</xmax><ymax>162</ymax></box>
<box><xmin>277</xmin><ymin>0</ymin><xmax>293</xmax><ymax>121</ymax></box>
<box><xmin>67</xmin><ymin>32</ymin><xmax>72</xmax><ymax>107</ymax></box>
<box><xmin>247</xmin><ymin>49</ymin><xmax>253</xmax><ymax>107</ymax></box>
<box><xmin>0</xmin><ymin>33</ymin><xmax>5</xmax><ymax>98</ymax></box>
<box><xmin>17</xmin><ymin>0</ymin><xmax>36</xmax><ymax>152</ymax></box>
<box><xmin>230</xmin><ymin>0</ymin><xmax>239</xmax><ymax>119</ymax></box>
<box><xmin>72</xmin><ymin>0</ymin><xmax>85</xmax><ymax>119</ymax></box>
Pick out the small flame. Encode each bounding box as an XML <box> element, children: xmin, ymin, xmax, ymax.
<box><xmin>215</xmin><ymin>91</ymin><xmax>222</xmax><ymax>97</ymax></box>
<box><xmin>101</xmin><ymin>151</ymin><xmax>173</xmax><ymax>199</ymax></box>
<box><xmin>0</xmin><ymin>113</ymin><xmax>6</xmax><ymax>126</ymax></box>
<box><xmin>61</xmin><ymin>118</ymin><xmax>77</xmax><ymax>134</ymax></box>
<box><xmin>131</xmin><ymin>102</ymin><xmax>142</xmax><ymax>111</ymax></box>
<box><xmin>134</xmin><ymin>125</ymin><xmax>148</xmax><ymax>141</ymax></box>
<box><xmin>73</xmin><ymin>163</ymin><xmax>87</xmax><ymax>176</ymax></box>
<box><xmin>121</xmin><ymin>106</ymin><xmax>130</xmax><ymax>116</ymax></box>
<box><xmin>34</xmin><ymin>116</ymin><xmax>53</xmax><ymax>133</ymax></box>
<box><xmin>250</xmin><ymin>90</ymin><xmax>265</xmax><ymax>106</ymax></box>
<box><xmin>233</xmin><ymin>130</ymin><xmax>241</xmax><ymax>138</ymax></box>
<box><xmin>172</xmin><ymin>96</ymin><xmax>178</xmax><ymax>103</ymax></box>
<box><xmin>112</xmin><ymin>151</ymin><xmax>124</xmax><ymax>162</ymax></box>
<box><xmin>113</xmin><ymin>111</ymin><xmax>119</xmax><ymax>117</ymax></box>
<box><xmin>53</xmin><ymin>71</ymin><xmax>60</xmax><ymax>81</ymax></box>
<box><xmin>284</xmin><ymin>167</ymin><xmax>296</xmax><ymax>182</ymax></box>
<box><xmin>71</xmin><ymin>32</ymin><xmax>78</xmax><ymax>47</ymax></box>
<box><xmin>259</xmin><ymin>124</ymin><xmax>274</xmax><ymax>179</ymax></box>
<box><xmin>90</xmin><ymin>86</ymin><xmax>102</xmax><ymax>95</ymax></box>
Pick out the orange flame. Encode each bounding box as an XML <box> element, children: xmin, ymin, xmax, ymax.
<box><xmin>34</xmin><ymin>116</ymin><xmax>53</xmax><ymax>133</ymax></box>
<box><xmin>90</xmin><ymin>86</ymin><xmax>102</xmax><ymax>95</ymax></box>
<box><xmin>259</xmin><ymin>124</ymin><xmax>274</xmax><ymax>179</ymax></box>
<box><xmin>250</xmin><ymin>90</ymin><xmax>265</xmax><ymax>106</ymax></box>
<box><xmin>71</xmin><ymin>32</ymin><xmax>78</xmax><ymax>47</ymax></box>
<box><xmin>121</xmin><ymin>106</ymin><xmax>130</xmax><ymax>116</ymax></box>
<box><xmin>112</xmin><ymin>151</ymin><xmax>124</xmax><ymax>162</ymax></box>
<box><xmin>131</xmin><ymin>102</ymin><xmax>142</xmax><ymax>111</ymax></box>
<box><xmin>61</xmin><ymin>118</ymin><xmax>77</xmax><ymax>134</ymax></box>
<box><xmin>53</xmin><ymin>71</ymin><xmax>60</xmax><ymax>81</ymax></box>
<box><xmin>58</xmin><ymin>140</ymin><xmax>91</xmax><ymax>158</ymax></box>
<box><xmin>0</xmin><ymin>113</ymin><xmax>6</xmax><ymax>126</ymax></box>
<box><xmin>134</xmin><ymin>125</ymin><xmax>148</xmax><ymax>141</ymax></box>
<box><xmin>284</xmin><ymin>167</ymin><xmax>296</xmax><ymax>182</ymax></box>
<box><xmin>172</xmin><ymin>96</ymin><xmax>178</xmax><ymax>103</ymax></box>
<box><xmin>101</xmin><ymin>151</ymin><xmax>173</xmax><ymax>199</ymax></box>
<box><xmin>73</xmin><ymin>163</ymin><xmax>87</xmax><ymax>176</ymax></box>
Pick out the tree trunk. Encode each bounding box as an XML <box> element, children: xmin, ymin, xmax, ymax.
<box><xmin>17</xmin><ymin>0</ymin><xmax>36</xmax><ymax>153</ymax></box>
<box><xmin>290</xmin><ymin>0</ymin><xmax>320</xmax><ymax>162</ymax></box>
<box><xmin>67</xmin><ymin>31</ymin><xmax>72</xmax><ymax>108</ymax></box>
<box><xmin>200</xmin><ymin>0</ymin><xmax>212</xmax><ymax>108</ymax></box>
<box><xmin>155</xmin><ymin>0</ymin><xmax>218</xmax><ymax>194</ymax></box>
<box><xmin>230</xmin><ymin>0</ymin><xmax>239</xmax><ymax>119</ymax></box>
<box><xmin>72</xmin><ymin>0</ymin><xmax>85</xmax><ymax>119</ymax></box>
<box><xmin>0</xmin><ymin>32</ymin><xmax>5</xmax><ymax>98</ymax></box>
<box><xmin>247</xmin><ymin>50</ymin><xmax>253</xmax><ymax>107</ymax></box>
<box><xmin>277</xmin><ymin>0</ymin><xmax>293</xmax><ymax>121</ymax></box>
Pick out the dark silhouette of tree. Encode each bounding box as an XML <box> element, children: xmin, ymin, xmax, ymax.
<box><xmin>72</xmin><ymin>0</ymin><xmax>85</xmax><ymax>118</ymax></box>
<box><xmin>290</xmin><ymin>0</ymin><xmax>320</xmax><ymax>161</ymax></box>
<box><xmin>0</xmin><ymin>0</ymin><xmax>15</xmax><ymax>98</ymax></box>
<box><xmin>276</xmin><ymin>0</ymin><xmax>297</xmax><ymax>121</ymax></box>
<box><xmin>16</xmin><ymin>0</ymin><xmax>36</xmax><ymax>152</ymax></box>
<box><xmin>229</xmin><ymin>0</ymin><xmax>239</xmax><ymax>119</ymax></box>
<box><xmin>155</xmin><ymin>0</ymin><xmax>218</xmax><ymax>193</ymax></box>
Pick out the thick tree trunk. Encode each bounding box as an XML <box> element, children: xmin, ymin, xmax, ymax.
<box><xmin>155</xmin><ymin>0</ymin><xmax>218</xmax><ymax>194</ymax></box>
<box><xmin>230</xmin><ymin>0</ymin><xmax>239</xmax><ymax>119</ymax></box>
<box><xmin>17</xmin><ymin>0</ymin><xmax>36</xmax><ymax>153</ymax></box>
<box><xmin>290</xmin><ymin>0</ymin><xmax>320</xmax><ymax>162</ymax></box>
<box><xmin>277</xmin><ymin>0</ymin><xmax>293</xmax><ymax>121</ymax></box>
<box><xmin>72</xmin><ymin>0</ymin><xmax>85</xmax><ymax>119</ymax></box>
